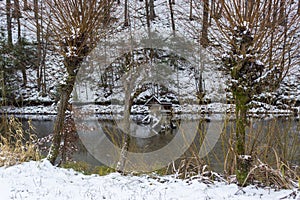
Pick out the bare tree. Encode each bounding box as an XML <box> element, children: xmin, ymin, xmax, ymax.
<box><xmin>23</xmin><ymin>0</ymin><xmax>30</xmax><ymax>10</ymax></box>
<box><xmin>189</xmin><ymin>0</ymin><xmax>193</xmax><ymax>20</ymax></box>
<box><xmin>33</xmin><ymin>0</ymin><xmax>42</xmax><ymax>91</ymax></box>
<box><xmin>200</xmin><ymin>0</ymin><xmax>209</xmax><ymax>47</ymax></box>
<box><xmin>210</xmin><ymin>0</ymin><xmax>300</xmax><ymax>185</ymax></box>
<box><xmin>124</xmin><ymin>0</ymin><xmax>129</xmax><ymax>26</ymax></box>
<box><xmin>168</xmin><ymin>0</ymin><xmax>175</xmax><ymax>34</ymax></box>
<box><xmin>298</xmin><ymin>0</ymin><xmax>300</xmax><ymax>15</ymax></box>
<box><xmin>149</xmin><ymin>0</ymin><xmax>156</xmax><ymax>20</ymax></box>
<box><xmin>278</xmin><ymin>0</ymin><xmax>286</xmax><ymax>25</ymax></box>
<box><xmin>145</xmin><ymin>0</ymin><xmax>150</xmax><ymax>29</ymax></box>
<box><xmin>13</xmin><ymin>0</ymin><xmax>21</xmax><ymax>41</ymax></box>
<box><xmin>6</xmin><ymin>0</ymin><xmax>12</xmax><ymax>47</ymax></box>
<box><xmin>43</xmin><ymin>0</ymin><xmax>113</xmax><ymax>165</ymax></box>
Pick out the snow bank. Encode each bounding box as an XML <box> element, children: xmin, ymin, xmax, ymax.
<box><xmin>0</xmin><ymin>160</ymin><xmax>298</xmax><ymax>200</ymax></box>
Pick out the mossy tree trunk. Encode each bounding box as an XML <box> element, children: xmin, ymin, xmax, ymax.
<box><xmin>234</xmin><ymin>89</ymin><xmax>251</xmax><ymax>185</ymax></box>
<box><xmin>47</xmin><ymin>58</ymin><xmax>78</xmax><ymax>165</ymax></box>
<box><xmin>211</xmin><ymin>0</ymin><xmax>300</xmax><ymax>186</ymax></box>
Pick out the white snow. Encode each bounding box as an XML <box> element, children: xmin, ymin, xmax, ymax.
<box><xmin>0</xmin><ymin>160</ymin><xmax>298</xmax><ymax>200</ymax></box>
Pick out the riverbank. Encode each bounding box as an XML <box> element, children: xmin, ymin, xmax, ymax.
<box><xmin>0</xmin><ymin>103</ymin><xmax>298</xmax><ymax>121</ymax></box>
<box><xmin>0</xmin><ymin>159</ymin><xmax>298</xmax><ymax>200</ymax></box>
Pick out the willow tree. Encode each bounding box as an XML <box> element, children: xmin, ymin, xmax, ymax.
<box><xmin>44</xmin><ymin>0</ymin><xmax>113</xmax><ymax>165</ymax></box>
<box><xmin>210</xmin><ymin>0</ymin><xmax>300</xmax><ymax>184</ymax></box>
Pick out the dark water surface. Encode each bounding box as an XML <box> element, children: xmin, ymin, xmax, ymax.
<box><xmin>19</xmin><ymin>115</ymin><xmax>300</xmax><ymax>172</ymax></box>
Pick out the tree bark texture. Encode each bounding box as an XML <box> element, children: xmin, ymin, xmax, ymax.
<box><xmin>201</xmin><ymin>0</ymin><xmax>209</xmax><ymax>48</ymax></box>
<box><xmin>168</xmin><ymin>0</ymin><xmax>175</xmax><ymax>34</ymax></box>
<box><xmin>149</xmin><ymin>0</ymin><xmax>156</xmax><ymax>20</ymax></box>
<box><xmin>34</xmin><ymin>0</ymin><xmax>42</xmax><ymax>91</ymax></box>
<box><xmin>278</xmin><ymin>0</ymin><xmax>286</xmax><ymax>26</ymax></box>
<box><xmin>6</xmin><ymin>0</ymin><xmax>12</xmax><ymax>47</ymax></box>
<box><xmin>47</xmin><ymin>63</ymin><xmax>77</xmax><ymax>165</ymax></box>
<box><xmin>234</xmin><ymin>88</ymin><xmax>250</xmax><ymax>185</ymax></box>
<box><xmin>124</xmin><ymin>0</ymin><xmax>129</xmax><ymax>26</ymax></box>
<box><xmin>189</xmin><ymin>0</ymin><xmax>193</xmax><ymax>20</ymax></box>
<box><xmin>13</xmin><ymin>0</ymin><xmax>21</xmax><ymax>41</ymax></box>
<box><xmin>23</xmin><ymin>0</ymin><xmax>30</xmax><ymax>10</ymax></box>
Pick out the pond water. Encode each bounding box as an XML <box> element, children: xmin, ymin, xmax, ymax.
<box><xmin>19</xmin><ymin>115</ymin><xmax>300</xmax><ymax>172</ymax></box>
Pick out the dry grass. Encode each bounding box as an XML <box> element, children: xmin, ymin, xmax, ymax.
<box><xmin>211</xmin><ymin>115</ymin><xmax>300</xmax><ymax>188</ymax></box>
<box><xmin>245</xmin><ymin>158</ymin><xmax>300</xmax><ymax>189</ymax></box>
<box><xmin>0</xmin><ymin>116</ymin><xmax>40</xmax><ymax>167</ymax></box>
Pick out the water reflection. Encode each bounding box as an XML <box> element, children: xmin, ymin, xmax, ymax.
<box><xmin>18</xmin><ymin>115</ymin><xmax>300</xmax><ymax>172</ymax></box>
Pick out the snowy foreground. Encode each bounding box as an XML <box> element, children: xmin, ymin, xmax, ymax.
<box><xmin>0</xmin><ymin>160</ymin><xmax>299</xmax><ymax>200</ymax></box>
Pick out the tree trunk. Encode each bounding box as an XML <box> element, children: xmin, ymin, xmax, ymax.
<box><xmin>23</xmin><ymin>0</ymin><xmax>30</xmax><ymax>10</ymax></box>
<box><xmin>34</xmin><ymin>0</ymin><xmax>42</xmax><ymax>91</ymax></box>
<box><xmin>149</xmin><ymin>0</ymin><xmax>156</xmax><ymax>20</ymax></box>
<box><xmin>14</xmin><ymin>0</ymin><xmax>21</xmax><ymax>42</ymax></box>
<box><xmin>245</xmin><ymin>0</ymin><xmax>254</xmax><ymax>21</ymax></box>
<box><xmin>234</xmin><ymin>90</ymin><xmax>251</xmax><ymax>185</ymax></box>
<box><xmin>116</xmin><ymin>54</ymin><xmax>135</xmax><ymax>173</ymax></box>
<box><xmin>47</xmin><ymin>64</ymin><xmax>77</xmax><ymax>165</ymax></box>
<box><xmin>40</xmin><ymin>0</ymin><xmax>47</xmax><ymax>96</ymax></box>
<box><xmin>216</xmin><ymin>1</ymin><xmax>223</xmax><ymax>19</ymax></box>
<box><xmin>124</xmin><ymin>0</ymin><xmax>129</xmax><ymax>26</ymax></box>
<box><xmin>145</xmin><ymin>0</ymin><xmax>150</xmax><ymax>29</ymax></box>
<box><xmin>116</xmin><ymin>52</ymin><xmax>146</xmax><ymax>173</ymax></box>
<box><xmin>298</xmin><ymin>0</ymin><xmax>300</xmax><ymax>15</ymax></box>
<box><xmin>200</xmin><ymin>0</ymin><xmax>209</xmax><ymax>48</ymax></box>
<box><xmin>209</xmin><ymin>0</ymin><xmax>214</xmax><ymax>24</ymax></box>
<box><xmin>6</xmin><ymin>0</ymin><xmax>13</xmax><ymax>47</ymax></box>
<box><xmin>115</xmin><ymin>85</ymin><xmax>131</xmax><ymax>173</ymax></box>
<box><xmin>0</xmin><ymin>63</ymin><xmax>7</xmax><ymax>105</ymax></box>
<box><xmin>168</xmin><ymin>0</ymin><xmax>175</xmax><ymax>35</ymax></box>
<box><xmin>189</xmin><ymin>0</ymin><xmax>193</xmax><ymax>20</ymax></box>
<box><xmin>272</xmin><ymin>0</ymin><xmax>279</xmax><ymax>24</ymax></box>
<box><xmin>278</xmin><ymin>0</ymin><xmax>286</xmax><ymax>26</ymax></box>
<box><xmin>21</xmin><ymin>67</ymin><xmax>27</xmax><ymax>87</ymax></box>
<box><xmin>13</xmin><ymin>0</ymin><xmax>21</xmax><ymax>18</ymax></box>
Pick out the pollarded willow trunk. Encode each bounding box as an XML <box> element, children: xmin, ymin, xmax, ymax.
<box><xmin>234</xmin><ymin>89</ymin><xmax>251</xmax><ymax>185</ymax></box>
<box><xmin>47</xmin><ymin>59</ymin><xmax>78</xmax><ymax>165</ymax></box>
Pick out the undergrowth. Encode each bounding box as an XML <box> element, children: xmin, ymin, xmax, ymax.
<box><xmin>62</xmin><ymin>161</ymin><xmax>115</xmax><ymax>176</ymax></box>
<box><xmin>0</xmin><ymin>116</ymin><xmax>40</xmax><ymax>167</ymax></box>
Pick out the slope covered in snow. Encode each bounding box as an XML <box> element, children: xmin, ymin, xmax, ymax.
<box><xmin>0</xmin><ymin>0</ymin><xmax>299</xmax><ymax>112</ymax></box>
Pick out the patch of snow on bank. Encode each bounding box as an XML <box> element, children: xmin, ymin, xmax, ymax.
<box><xmin>0</xmin><ymin>160</ymin><xmax>298</xmax><ymax>200</ymax></box>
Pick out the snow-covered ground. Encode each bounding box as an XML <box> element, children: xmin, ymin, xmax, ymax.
<box><xmin>0</xmin><ymin>160</ymin><xmax>298</xmax><ymax>200</ymax></box>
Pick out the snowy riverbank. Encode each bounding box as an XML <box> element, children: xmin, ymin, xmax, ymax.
<box><xmin>0</xmin><ymin>160</ymin><xmax>298</xmax><ymax>200</ymax></box>
<box><xmin>1</xmin><ymin>103</ymin><xmax>298</xmax><ymax>121</ymax></box>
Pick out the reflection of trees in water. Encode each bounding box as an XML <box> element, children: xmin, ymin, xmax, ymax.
<box><xmin>100</xmin><ymin>119</ymin><xmax>180</xmax><ymax>153</ymax></box>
